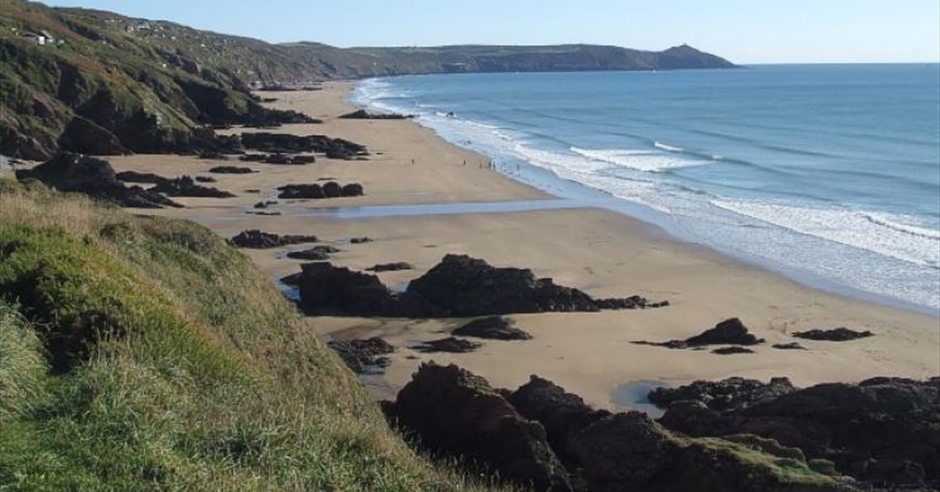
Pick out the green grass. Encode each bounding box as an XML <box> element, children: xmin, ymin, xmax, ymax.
<box><xmin>0</xmin><ymin>181</ymin><xmax>511</xmax><ymax>492</ymax></box>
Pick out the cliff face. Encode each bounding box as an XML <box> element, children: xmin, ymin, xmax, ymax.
<box><xmin>0</xmin><ymin>0</ymin><xmax>736</xmax><ymax>160</ymax></box>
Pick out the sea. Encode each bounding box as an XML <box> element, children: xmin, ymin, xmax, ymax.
<box><xmin>351</xmin><ymin>64</ymin><xmax>940</xmax><ymax>315</ymax></box>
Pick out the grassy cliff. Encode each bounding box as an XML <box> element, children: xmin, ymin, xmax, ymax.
<box><xmin>0</xmin><ymin>180</ymin><xmax>509</xmax><ymax>491</ymax></box>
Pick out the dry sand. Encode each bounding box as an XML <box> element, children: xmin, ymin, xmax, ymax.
<box><xmin>110</xmin><ymin>82</ymin><xmax>940</xmax><ymax>410</ymax></box>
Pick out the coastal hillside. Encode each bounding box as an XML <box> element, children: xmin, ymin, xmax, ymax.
<box><xmin>0</xmin><ymin>0</ymin><xmax>734</xmax><ymax>160</ymax></box>
<box><xmin>0</xmin><ymin>178</ymin><xmax>511</xmax><ymax>491</ymax></box>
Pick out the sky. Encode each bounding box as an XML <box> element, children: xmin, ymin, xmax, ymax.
<box><xmin>44</xmin><ymin>0</ymin><xmax>940</xmax><ymax>64</ymax></box>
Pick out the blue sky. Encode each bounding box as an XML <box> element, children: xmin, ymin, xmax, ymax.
<box><xmin>46</xmin><ymin>0</ymin><xmax>940</xmax><ymax>64</ymax></box>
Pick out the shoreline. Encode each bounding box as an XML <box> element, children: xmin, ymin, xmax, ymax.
<box><xmin>349</xmin><ymin>75</ymin><xmax>940</xmax><ymax>317</ymax></box>
<box><xmin>107</xmin><ymin>81</ymin><xmax>939</xmax><ymax>411</ymax></box>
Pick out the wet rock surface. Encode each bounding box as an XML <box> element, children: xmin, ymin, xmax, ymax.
<box><xmin>228</xmin><ymin>229</ymin><xmax>317</xmax><ymax>249</ymax></box>
<box><xmin>327</xmin><ymin>337</ymin><xmax>394</xmax><ymax>374</ymax></box>
<box><xmin>793</xmin><ymin>327</ymin><xmax>874</xmax><ymax>341</ymax></box>
<box><xmin>452</xmin><ymin>316</ymin><xmax>532</xmax><ymax>340</ymax></box>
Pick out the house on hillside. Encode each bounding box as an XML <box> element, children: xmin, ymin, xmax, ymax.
<box><xmin>21</xmin><ymin>30</ymin><xmax>56</xmax><ymax>46</ymax></box>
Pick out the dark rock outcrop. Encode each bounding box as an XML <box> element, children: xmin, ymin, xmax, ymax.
<box><xmin>253</xmin><ymin>200</ymin><xmax>278</xmax><ymax>209</ymax></box>
<box><xmin>228</xmin><ymin>230</ymin><xmax>317</xmax><ymax>249</ymax></box>
<box><xmin>240</xmin><ymin>132</ymin><xmax>368</xmax><ymax>158</ymax></box>
<box><xmin>413</xmin><ymin>337</ymin><xmax>481</xmax><ymax>353</ymax></box>
<box><xmin>151</xmin><ymin>176</ymin><xmax>236</xmax><ymax>198</ymax></box>
<box><xmin>338</xmin><ymin>109</ymin><xmax>410</xmax><ymax>120</ymax></box>
<box><xmin>793</xmin><ymin>328</ymin><xmax>874</xmax><ymax>341</ymax></box>
<box><xmin>634</xmin><ymin>318</ymin><xmax>764</xmax><ymax>349</ymax></box>
<box><xmin>327</xmin><ymin>337</ymin><xmax>394</xmax><ymax>374</ymax></box>
<box><xmin>57</xmin><ymin>116</ymin><xmax>125</xmax><ymax>155</ymax></box>
<box><xmin>277</xmin><ymin>182</ymin><xmax>364</xmax><ymax>199</ymax></box>
<box><xmin>195</xmin><ymin>176</ymin><xmax>217</xmax><ymax>183</ymax></box>
<box><xmin>349</xmin><ymin>237</ymin><xmax>372</xmax><ymax>244</ymax></box>
<box><xmin>116</xmin><ymin>170</ymin><xmax>169</xmax><ymax>184</ymax></box>
<box><xmin>285</xmin><ymin>247</ymin><xmax>332</xmax><ymax>261</ymax></box>
<box><xmin>385</xmin><ymin>364</ymin><xmax>573</xmax><ymax>492</ymax></box>
<box><xmin>15</xmin><ymin>153</ymin><xmax>180</xmax><ymax>208</ymax></box>
<box><xmin>657</xmin><ymin>377</ymin><xmax>940</xmax><ymax>489</ymax></box>
<box><xmin>208</xmin><ymin>166</ymin><xmax>256</xmax><ymax>174</ymax></box>
<box><xmin>406</xmin><ymin>254</ymin><xmax>662</xmax><ymax>317</ymax></box>
<box><xmin>712</xmin><ymin>346</ymin><xmax>755</xmax><ymax>355</ymax></box>
<box><xmin>296</xmin><ymin>255</ymin><xmax>664</xmax><ymax>318</ymax></box>
<box><xmin>298</xmin><ymin>262</ymin><xmax>414</xmax><ymax>316</ymax></box>
<box><xmin>773</xmin><ymin>342</ymin><xmax>807</xmax><ymax>350</ymax></box>
<box><xmin>365</xmin><ymin>262</ymin><xmax>413</xmax><ymax>272</ymax></box>
<box><xmin>262</xmin><ymin>153</ymin><xmax>316</xmax><ymax>165</ymax></box>
<box><xmin>649</xmin><ymin>377</ymin><xmax>797</xmax><ymax>412</ymax></box>
<box><xmin>453</xmin><ymin>316</ymin><xmax>532</xmax><ymax>340</ymax></box>
<box><xmin>570</xmin><ymin>412</ymin><xmax>846</xmax><ymax>492</ymax></box>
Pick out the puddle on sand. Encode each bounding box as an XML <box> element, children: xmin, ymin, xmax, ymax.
<box><xmin>611</xmin><ymin>380</ymin><xmax>666</xmax><ymax>418</ymax></box>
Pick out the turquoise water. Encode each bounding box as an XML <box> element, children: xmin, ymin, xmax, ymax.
<box><xmin>352</xmin><ymin>65</ymin><xmax>940</xmax><ymax>313</ymax></box>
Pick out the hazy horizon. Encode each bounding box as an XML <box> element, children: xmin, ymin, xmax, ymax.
<box><xmin>40</xmin><ymin>0</ymin><xmax>940</xmax><ymax>65</ymax></box>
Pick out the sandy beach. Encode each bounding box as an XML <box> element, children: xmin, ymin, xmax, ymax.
<box><xmin>109</xmin><ymin>82</ymin><xmax>940</xmax><ymax>410</ymax></box>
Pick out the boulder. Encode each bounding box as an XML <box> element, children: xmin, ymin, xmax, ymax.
<box><xmin>253</xmin><ymin>200</ymin><xmax>278</xmax><ymax>209</ymax></box>
<box><xmin>152</xmin><ymin>176</ymin><xmax>236</xmax><ymax>198</ymax></box>
<box><xmin>386</xmin><ymin>364</ymin><xmax>572</xmax><ymax>492</ymax></box>
<box><xmin>322</xmin><ymin>181</ymin><xmax>342</xmax><ymax>198</ymax></box>
<box><xmin>327</xmin><ymin>337</ymin><xmax>394</xmax><ymax>374</ymax></box>
<box><xmin>453</xmin><ymin>316</ymin><xmax>532</xmax><ymax>340</ymax></box>
<box><xmin>508</xmin><ymin>376</ymin><xmax>611</xmax><ymax>463</ymax></box>
<box><xmin>349</xmin><ymin>237</ymin><xmax>373</xmax><ymax>244</ymax></box>
<box><xmin>341</xmin><ymin>183</ymin><xmax>364</xmax><ymax>196</ymax></box>
<box><xmin>413</xmin><ymin>337</ymin><xmax>481</xmax><ymax>353</ymax></box>
<box><xmin>365</xmin><ymin>262</ymin><xmax>413</xmax><ymax>272</ymax></box>
<box><xmin>228</xmin><ymin>230</ymin><xmax>317</xmax><ymax>249</ymax></box>
<box><xmin>297</xmin><ymin>262</ymin><xmax>407</xmax><ymax>316</ymax></box>
<box><xmin>194</xmin><ymin>176</ymin><xmax>217</xmax><ymax>183</ymax></box>
<box><xmin>649</xmin><ymin>377</ymin><xmax>796</xmax><ymax>412</ymax></box>
<box><xmin>792</xmin><ymin>328</ymin><xmax>873</xmax><ymax>341</ymax></box>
